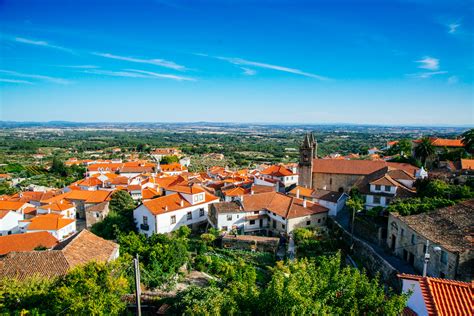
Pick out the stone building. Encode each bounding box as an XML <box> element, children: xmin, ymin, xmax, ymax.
<box><xmin>298</xmin><ymin>132</ymin><xmax>317</xmax><ymax>188</ymax></box>
<box><xmin>387</xmin><ymin>200</ymin><xmax>473</xmax><ymax>282</ymax></box>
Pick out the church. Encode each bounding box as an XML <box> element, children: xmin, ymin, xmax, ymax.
<box><xmin>298</xmin><ymin>133</ymin><xmax>425</xmax><ymax>195</ymax></box>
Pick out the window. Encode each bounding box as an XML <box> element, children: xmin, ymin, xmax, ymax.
<box><xmin>306</xmin><ymin>220</ymin><xmax>311</xmax><ymax>225</ymax></box>
<box><xmin>281</xmin><ymin>224</ymin><xmax>285</xmax><ymax>229</ymax></box>
<box><xmin>375</xmin><ymin>185</ymin><xmax>381</xmax><ymax>191</ymax></box>
<box><xmin>423</xmin><ymin>244</ymin><xmax>427</xmax><ymax>254</ymax></box>
<box><xmin>440</xmin><ymin>251</ymin><xmax>448</xmax><ymax>264</ymax></box>
<box><xmin>384</xmin><ymin>185</ymin><xmax>391</xmax><ymax>192</ymax></box>
<box><xmin>143</xmin><ymin>216</ymin><xmax>148</xmax><ymax>225</ymax></box>
<box><xmin>411</xmin><ymin>234</ymin><xmax>416</xmax><ymax>245</ymax></box>
<box><xmin>401</xmin><ymin>228</ymin><xmax>404</xmax><ymax>237</ymax></box>
<box><xmin>373</xmin><ymin>196</ymin><xmax>381</xmax><ymax>204</ymax></box>
<box><xmin>187</xmin><ymin>212</ymin><xmax>192</xmax><ymax>220</ymax></box>
<box><xmin>227</xmin><ymin>214</ymin><xmax>233</xmax><ymax>221</ymax></box>
<box><xmin>170</xmin><ymin>215</ymin><xmax>176</xmax><ymax>224</ymax></box>
<box><xmin>249</xmin><ymin>220</ymin><xmax>255</xmax><ymax>225</ymax></box>
<box><xmin>330</xmin><ymin>178</ymin><xmax>333</xmax><ymax>185</ymax></box>
<box><xmin>222</xmin><ymin>226</ymin><xmax>228</xmax><ymax>231</ymax></box>
<box><xmin>318</xmin><ymin>218</ymin><xmax>321</xmax><ymax>223</ymax></box>
<box><xmin>254</xmin><ymin>211</ymin><xmax>259</xmax><ymax>214</ymax></box>
<box><xmin>199</xmin><ymin>208</ymin><xmax>205</xmax><ymax>217</ymax></box>
<box><xmin>236</xmin><ymin>215</ymin><xmax>239</xmax><ymax>218</ymax></box>
<box><xmin>272</xmin><ymin>220</ymin><xmax>276</xmax><ymax>228</ymax></box>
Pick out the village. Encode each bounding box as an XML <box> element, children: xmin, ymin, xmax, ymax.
<box><xmin>0</xmin><ymin>130</ymin><xmax>472</xmax><ymax>314</ymax></box>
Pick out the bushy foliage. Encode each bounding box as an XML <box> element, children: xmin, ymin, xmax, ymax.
<box><xmin>0</xmin><ymin>262</ymin><xmax>129</xmax><ymax>315</ymax></box>
<box><xmin>91</xmin><ymin>190</ymin><xmax>136</xmax><ymax>240</ymax></box>
<box><xmin>416</xmin><ymin>179</ymin><xmax>473</xmax><ymax>201</ymax></box>
<box><xmin>386</xmin><ymin>197</ymin><xmax>455</xmax><ymax>216</ymax></box>
<box><xmin>174</xmin><ymin>254</ymin><xmax>407</xmax><ymax>315</ymax></box>
<box><xmin>118</xmin><ymin>231</ymin><xmax>190</xmax><ymax>289</ymax></box>
<box><xmin>160</xmin><ymin>155</ymin><xmax>179</xmax><ymax>164</ymax></box>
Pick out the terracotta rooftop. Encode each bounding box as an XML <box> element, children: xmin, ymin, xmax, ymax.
<box><xmin>313</xmin><ymin>159</ymin><xmax>419</xmax><ymax>176</ymax></box>
<box><xmin>141</xmin><ymin>187</ymin><xmax>160</xmax><ymax>200</ymax></box>
<box><xmin>0</xmin><ymin>230</ymin><xmax>118</xmax><ymax>280</ymax></box>
<box><xmin>261</xmin><ymin>165</ymin><xmax>295</xmax><ymax>177</ymax></box>
<box><xmin>0</xmin><ymin>201</ymin><xmax>27</xmax><ymax>211</ymax></box>
<box><xmin>460</xmin><ymin>159</ymin><xmax>474</xmax><ymax>171</ymax></box>
<box><xmin>143</xmin><ymin>192</ymin><xmax>219</xmax><ymax>215</ymax></box>
<box><xmin>25</xmin><ymin>214</ymin><xmax>75</xmax><ymax>231</ymax></box>
<box><xmin>288</xmin><ymin>186</ymin><xmax>315</xmax><ymax>198</ymax></box>
<box><xmin>0</xmin><ymin>232</ymin><xmax>58</xmax><ymax>255</ymax></box>
<box><xmin>38</xmin><ymin>200</ymin><xmax>74</xmax><ymax>212</ymax></box>
<box><xmin>398</xmin><ymin>274</ymin><xmax>473</xmax><ymax>316</ymax></box>
<box><xmin>393</xmin><ymin>199</ymin><xmax>474</xmax><ymax>253</ymax></box>
<box><xmin>167</xmin><ymin>184</ymin><xmax>205</xmax><ymax>194</ymax></box>
<box><xmin>222</xmin><ymin>186</ymin><xmax>249</xmax><ymax>197</ymax></box>
<box><xmin>242</xmin><ymin>192</ymin><xmax>328</xmax><ymax>219</ymax></box>
<box><xmin>212</xmin><ymin>201</ymin><xmax>243</xmax><ymax>214</ymax></box>
<box><xmin>413</xmin><ymin>137</ymin><xmax>464</xmax><ymax>148</ymax></box>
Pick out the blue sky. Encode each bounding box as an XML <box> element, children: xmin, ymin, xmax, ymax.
<box><xmin>0</xmin><ymin>0</ymin><xmax>473</xmax><ymax>125</ymax></box>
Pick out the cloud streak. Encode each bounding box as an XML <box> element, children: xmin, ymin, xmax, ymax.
<box><xmin>125</xmin><ymin>69</ymin><xmax>195</xmax><ymax>81</ymax></box>
<box><xmin>13</xmin><ymin>36</ymin><xmax>74</xmax><ymax>53</ymax></box>
<box><xmin>216</xmin><ymin>56</ymin><xmax>330</xmax><ymax>80</ymax></box>
<box><xmin>241</xmin><ymin>67</ymin><xmax>257</xmax><ymax>76</ymax></box>
<box><xmin>0</xmin><ymin>78</ymin><xmax>34</xmax><ymax>84</ymax></box>
<box><xmin>416</xmin><ymin>56</ymin><xmax>439</xmax><ymax>71</ymax></box>
<box><xmin>93</xmin><ymin>52</ymin><xmax>187</xmax><ymax>71</ymax></box>
<box><xmin>406</xmin><ymin>71</ymin><xmax>447</xmax><ymax>79</ymax></box>
<box><xmin>448</xmin><ymin>23</ymin><xmax>460</xmax><ymax>34</ymax></box>
<box><xmin>83</xmin><ymin>69</ymin><xmax>195</xmax><ymax>81</ymax></box>
<box><xmin>0</xmin><ymin>70</ymin><xmax>72</xmax><ymax>84</ymax></box>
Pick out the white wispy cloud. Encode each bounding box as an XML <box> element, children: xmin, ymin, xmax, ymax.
<box><xmin>416</xmin><ymin>56</ymin><xmax>439</xmax><ymax>71</ymax></box>
<box><xmin>93</xmin><ymin>52</ymin><xmax>187</xmax><ymax>71</ymax></box>
<box><xmin>83</xmin><ymin>69</ymin><xmax>195</xmax><ymax>81</ymax></box>
<box><xmin>407</xmin><ymin>71</ymin><xmax>448</xmax><ymax>79</ymax></box>
<box><xmin>0</xmin><ymin>78</ymin><xmax>34</xmax><ymax>84</ymax></box>
<box><xmin>448</xmin><ymin>23</ymin><xmax>460</xmax><ymax>34</ymax></box>
<box><xmin>216</xmin><ymin>56</ymin><xmax>330</xmax><ymax>80</ymax></box>
<box><xmin>241</xmin><ymin>67</ymin><xmax>257</xmax><ymax>76</ymax></box>
<box><xmin>447</xmin><ymin>75</ymin><xmax>459</xmax><ymax>84</ymax></box>
<box><xmin>0</xmin><ymin>70</ymin><xmax>72</xmax><ymax>84</ymax></box>
<box><xmin>59</xmin><ymin>65</ymin><xmax>99</xmax><ymax>69</ymax></box>
<box><xmin>13</xmin><ymin>36</ymin><xmax>74</xmax><ymax>53</ymax></box>
<box><xmin>126</xmin><ymin>69</ymin><xmax>195</xmax><ymax>81</ymax></box>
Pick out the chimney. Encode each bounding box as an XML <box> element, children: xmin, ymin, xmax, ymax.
<box><xmin>251</xmin><ymin>189</ymin><xmax>254</xmax><ymax>195</ymax></box>
<box><xmin>240</xmin><ymin>195</ymin><xmax>244</xmax><ymax>202</ymax></box>
<box><xmin>180</xmin><ymin>200</ymin><xmax>184</xmax><ymax>207</ymax></box>
<box><xmin>303</xmin><ymin>199</ymin><xmax>307</xmax><ymax>208</ymax></box>
<box><xmin>164</xmin><ymin>205</ymin><xmax>168</xmax><ymax>211</ymax></box>
<box><xmin>296</xmin><ymin>189</ymin><xmax>300</xmax><ymax>199</ymax></box>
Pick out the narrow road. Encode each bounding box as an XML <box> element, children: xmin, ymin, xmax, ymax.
<box><xmin>287</xmin><ymin>235</ymin><xmax>295</xmax><ymax>261</ymax></box>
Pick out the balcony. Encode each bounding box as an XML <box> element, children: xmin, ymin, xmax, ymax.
<box><xmin>140</xmin><ymin>223</ymin><xmax>150</xmax><ymax>231</ymax></box>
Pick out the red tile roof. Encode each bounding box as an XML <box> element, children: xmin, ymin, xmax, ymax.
<box><xmin>25</xmin><ymin>214</ymin><xmax>75</xmax><ymax>231</ymax></box>
<box><xmin>143</xmin><ymin>192</ymin><xmax>218</xmax><ymax>215</ymax></box>
<box><xmin>0</xmin><ymin>232</ymin><xmax>58</xmax><ymax>255</ymax></box>
<box><xmin>460</xmin><ymin>159</ymin><xmax>474</xmax><ymax>170</ymax></box>
<box><xmin>0</xmin><ymin>201</ymin><xmax>26</xmax><ymax>211</ymax></box>
<box><xmin>261</xmin><ymin>165</ymin><xmax>295</xmax><ymax>177</ymax></box>
<box><xmin>313</xmin><ymin>159</ymin><xmax>419</xmax><ymax>176</ymax></box>
<box><xmin>398</xmin><ymin>274</ymin><xmax>473</xmax><ymax>316</ymax></box>
<box><xmin>242</xmin><ymin>192</ymin><xmax>328</xmax><ymax>219</ymax></box>
<box><xmin>413</xmin><ymin>137</ymin><xmax>464</xmax><ymax>148</ymax></box>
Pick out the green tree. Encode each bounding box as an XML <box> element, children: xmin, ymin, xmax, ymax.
<box><xmin>91</xmin><ymin>190</ymin><xmax>136</xmax><ymax>239</ymax></box>
<box><xmin>50</xmin><ymin>156</ymin><xmax>67</xmax><ymax>176</ymax></box>
<box><xmin>461</xmin><ymin>128</ymin><xmax>474</xmax><ymax>153</ymax></box>
<box><xmin>414</xmin><ymin>137</ymin><xmax>435</xmax><ymax>166</ymax></box>
<box><xmin>160</xmin><ymin>155</ymin><xmax>179</xmax><ymax>164</ymax></box>
<box><xmin>388</xmin><ymin>139</ymin><xmax>412</xmax><ymax>156</ymax></box>
<box><xmin>200</xmin><ymin>233</ymin><xmax>216</xmax><ymax>246</ymax></box>
<box><xmin>50</xmin><ymin>262</ymin><xmax>129</xmax><ymax>315</ymax></box>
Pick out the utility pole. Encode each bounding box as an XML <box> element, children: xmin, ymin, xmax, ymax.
<box><xmin>133</xmin><ymin>254</ymin><xmax>142</xmax><ymax>316</ymax></box>
<box><xmin>422</xmin><ymin>240</ymin><xmax>430</xmax><ymax>277</ymax></box>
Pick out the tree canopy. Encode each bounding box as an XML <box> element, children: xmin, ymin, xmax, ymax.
<box><xmin>414</xmin><ymin>137</ymin><xmax>435</xmax><ymax>166</ymax></box>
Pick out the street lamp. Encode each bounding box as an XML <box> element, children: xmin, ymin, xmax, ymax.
<box><xmin>422</xmin><ymin>240</ymin><xmax>442</xmax><ymax>277</ymax></box>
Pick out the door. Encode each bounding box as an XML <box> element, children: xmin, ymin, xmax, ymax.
<box><xmin>391</xmin><ymin>235</ymin><xmax>396</xmax><ymax>251</ymax></box>
<box><xmin>259</xmin><ymin>219</ymin><xmax>263</xmax><ymax>228</ymax></box>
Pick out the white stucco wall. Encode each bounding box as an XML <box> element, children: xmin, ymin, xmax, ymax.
<box><xmin>401</xmin><ymin>279</ymin><xmax>428</xmax><ymax>316</ymax></box>
<box><xmin>0</xmin><ymin>211</ymin><xmax>23</xmax><ymax>236</ymax></box>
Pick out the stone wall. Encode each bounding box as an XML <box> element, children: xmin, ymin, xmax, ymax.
<box><xmin>312</xmin><ymin>173</ymin><xmax>364</xmax><ymax>192</ymax></box>
<box><xmin>328</xmin><ymin>217</ymin><xmax>401</xmax><ymax>292</ymax></box>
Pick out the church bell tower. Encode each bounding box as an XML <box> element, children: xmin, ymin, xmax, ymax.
<box><xmin>298</xmin><ymin>132</ymin><xmax>316</xmax><ymax>188</ymax></box>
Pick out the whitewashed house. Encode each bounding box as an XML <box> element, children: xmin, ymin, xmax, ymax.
<box><xmin>134</xmin><ymin>185</ymin><xmax>219</xmax><ymax>236</ymax></box>
<box><xmin>37</xmin><ymin>200</ymin><xmax>76</xmax><ymax>219</ymax></box>
<box><xmin>21</xmin><ymin>214</ymin><xmax>76</xmax><ymax>241</ymax></box>
<box><xmin>0</xmin><ymin>210</ymin><xmax>24</xmax><ymax>236</ymax></box>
